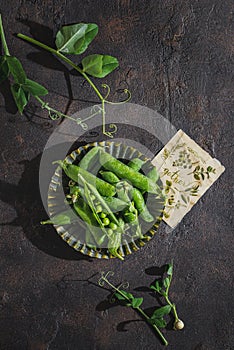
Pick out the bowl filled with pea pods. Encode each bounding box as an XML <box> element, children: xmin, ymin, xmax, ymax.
<box><xmin>43</xmin><ymin>141</ymin><xmax>165</xmax><ymax>260</ymax></box>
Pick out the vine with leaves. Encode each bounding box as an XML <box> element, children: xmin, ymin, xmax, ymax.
<box><xmin>0</xmin><ymin>15</ymin><xmax>131</xmax><ymax>137</ymax></box>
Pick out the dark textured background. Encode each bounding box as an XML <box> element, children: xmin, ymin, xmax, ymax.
<box><xmin>0</xmin><ymin>1</ymin><xmax>233</xmax><ymax>349</ymax></box>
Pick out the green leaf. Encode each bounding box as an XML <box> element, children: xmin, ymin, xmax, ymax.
<box><xmin>150</xmin><ymin>279</ymin><xmax>162</xmax><ymax>293</ymax></box>
<box><xmin>6</xmin><ymin>56</ymin><xmax>27</xmax><ymax>84</ymax></box>
<box><xmin>82</xmin><ymin>54</ymin><xmax>119</xmax><ymax>78</ymax></box>
<box><xmin>115</xmin><ymin>290</ymin><xmax>134</xmax><ymax>301</ymax></box>
<box><xmin>0</xmin><ymin>56</ymin><xmax>9</xmax><ymax>83</ymax></box>
<box><xmin>163</xmin><ymin>277</ymin><xmax>170</xmax><ymax>289</ymax></box>
<box><xmin>131</xmin><ymin>297</ymin><xmax>143</xmax><ymax>308</ymax></box>
<box><xmin>151</xmin><ymin>305</ymin><xmax>171</xmax><ymax>319</ymax></box>
<box><xmin>55</xmin><ymin>23</ymin><xmax>98</xmax><ymax>54</ymax></box>
<box><xmin>11</xmin><ymin>83</ymin><xmax>30</xmax><ymax>114</ymax></box>
<box><xmin>151</xmin><ymin>318</ymin><xmax>167</xmax><ymax>328</ymax></box>
<box><xmin>23</xmin><ymin>79</ymin><xmax>48</xmax><ymax>97</ymax></box>
<box><xmin>166</xmin><ymin>263</ymin><xmax>173</xmax><ymax>276</ymax></box>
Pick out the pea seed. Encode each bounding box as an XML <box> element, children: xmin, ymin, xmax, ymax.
<box><xmin>107</xmin><ymin>228</ymin><xmax>113</xmax><ymax>235</ymax></box>
<box><xmin>96</xmin><ymin>205</ymin><xmax>102</xmax><ymax>213</ymax></box>
<box><xmin>109</xmin><ymin>222</ymin><xmax>118</xmax><ymax>230</ymax></box>
<box><xmin>103</xmin><ymin>217</ymin><xmax>110</xmax><ymax>226</ymax></box>
<box><xmin>90</xmin><ymin>194</ymin><xmax>96</xmax><ymax>201</ymax></box>
<box><xmin>100</xmin><ymin>212</ymin><xmax>106</xmax><ymax>218</ymax></box>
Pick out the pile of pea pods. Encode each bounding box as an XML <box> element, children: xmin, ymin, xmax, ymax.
<box><xmin>42</xmin><ymin>147</ymin><xmax>164</xmax><ymax>260</ymax></box>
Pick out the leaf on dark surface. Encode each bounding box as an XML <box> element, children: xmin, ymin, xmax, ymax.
<box><xmin>82</xmin><ymin>54</ymin><xmax>119</xmax><ymax>78</ymax></box>
<box><xmin>115</xmin><ymin>290</ymin><xmax>134</xmax><ymax>301</ymax></box>
<box><xmin>6</xmin><ymin>56</ymin><xmax>27</xmax><ymax>84</ymax></box>
<box><xmin>163</xmin><ymin>277</ymin><xmax>170</xmax><ymax>289</ymax></box>
<box><xmin>55</xmin><ymin>23</ymin><xmax>98</xmax><ymax>54</ymax></box>
<box><xmin>0</xmin><ymin>56</ymin><xmax>9</xmax><ymax>83</ymax></box>
<box><xmin>151</xmin><ymin>305</ymin><xmax>171</xmax><ymax>320</ymax></box>
<box><xmin>166</xmin><ymin>263</ymin><xmax>173</xmax><ymax>276</ymax></box>
<box><xmin>150</xmin><ymin>317</ymin><xmax>167</xmax><ymax>328</ymax></box>
<box><xmin>23</xmin><ymin>78</ymin><xmax>48</xmax><ymax>96</ymax></box>
<box><xmin>10</xmin><ymin>83</ymin><xmax>30</xmax><ymax>114</ymax></box>
<box><xmin>131</xmin><ymin>297</ymin><xmax>143</xmax><ymax>308</ymax></box>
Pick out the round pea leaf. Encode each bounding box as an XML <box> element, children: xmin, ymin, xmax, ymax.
<box><xmin>55</xmin><ymin>23</ymin><xmax>98</xmax><ymax>55</ymax></box>
<box><xmin>82</xmin><ymin>54</ymin><xmax>119</xmax><ymax>78</ymax></box>
<box><xmin>23</xmin><ymin>79</ymin><xmax>48</xmax><ymax>97</ymax></box>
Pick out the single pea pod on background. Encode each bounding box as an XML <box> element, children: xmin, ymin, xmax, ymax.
<box><xmin>130</xmin><ymin>188</ymin><xmax>154</xmax><ymax>222</ymax></box>
<box><xmin>98</xmin><ymin>149</ymin><xmax>160</xmax><ymax>193</ymax></box>
<box><xmin>53</xmin><ymin>160</ymin><xmax>116</xmax><ymax>197</ymax></box>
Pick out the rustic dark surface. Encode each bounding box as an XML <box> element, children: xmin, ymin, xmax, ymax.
<box><xmin>0</xmin><ymin>1</ymin><xmax>233</xmax><ymax>349</ymax></box>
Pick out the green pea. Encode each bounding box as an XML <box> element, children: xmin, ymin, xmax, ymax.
<box><xmin>109</xmin><ymin>222</ymin><xmax>118</xmax><ymax>230</ymax></box>
<box><xmin>107</xmin><ymin>228</ymin><xmax>113</xmax><ymax>235</ymax></box>
<box><xmin>96</xmin><ymin>205</ymin><xmax>102</xmax><ymax>213</ymax></box>
<box><xmin>103</xmin><ymin>217</ymin><xmax>110</xmax><ymax>226</ymax></box>
<box><xmin>100</xmin><ymin>212</ymin><xmax>106</xmax><ymax>218</ymax></box>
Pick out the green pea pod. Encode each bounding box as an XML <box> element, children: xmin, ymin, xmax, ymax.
<box><xmin>85</xmin><ymin>226</ymin><xmax>97</xmax><ymax>250</ymax></box>
<box><xmin>116</xmin><ymin>181</ymin><xmax>132</xmax><ymax>203</ymax></box>
<box><xmin>99</xmin><ymin>170</ymin><xmax>120</xmax><ymax>184</ymax></box>
<box><xmin>85</xmin><ymin>224</ymin><xmax>107</xmax><ymax>248</ymax></box>
<box><xmin>123</xmin><ymin>211</ymin><xmax>137</xmax><ymax>223</ymax></box>
<box><xmin>108</xmin><ymin>218</ymin><xmax>124</xmax><ymax>260</ymax></box>
<box><xmin>40</xmin><ymin>208</ymin><xmax>79</xmax><ymax>226</ymax></box>
<box><xmin>147</xmin><ymin>166</ymin><xmax>159</xmax><ymax>183</ymax></box>
<box><xmin>128</xmin><ymin>158</ymin><xmax>146</xmax><ymax>171</ymax></box>
<box><xmin>131</xmin><ymin>188</ymin><xmax>154</xmax><ymax>222</ymax></box>
<box><xmin>98</xmin><ymin>149</ymin><xmax>160</xmax><ymax>193</ymax></box>
<box><xmin>54</xmin><ymin>160</ymin><xmax>116</xmax><ymax>197</ymax></box>
<box><xmin>73</xmin><ymin>197</ymin><xmax>98</xmax><ymax>226</ymax></box>
<box><xmin>79</xmin><ymin>174</ymin><xmax>120</xmax><ymax>227</ymax></box>
<box><xmin>78</xmin><ymin>147</ymin><xmax>101</xmax><ymax>170</ymax></box>
<box><xmin>102</xmin><ymin>196</ymin><xmax>128</xmax><ymax>211</ymax></box>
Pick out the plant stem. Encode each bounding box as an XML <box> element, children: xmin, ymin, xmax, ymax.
<box><xmin>17</xmin><ymin>33</ymin><xmax>104</xmax><ymax>101</ymax></box>
<box><xmin>35</xmin><ymin>96</ymin><xmax>77</xmax><ymax>122</ymax></box>
<box><xmin>164</xmin><ymin>270</ymin><xmax>179</xmax><ymax>323</ymax></box>
<box><xmin>0</xmin><ymin>14</ymin><xmax>10</xmax><ymax>56</ymax></box>
<box><xmin>102</xmin><ymin>276</ymin><xmax>168</xmax><ymax>346</ymax></box>
<box><xmin>165</xmin><ymin>295</ymin><xmax>179</xmax><ymax>322</ymax></box>
<box><xmin>136</xmin><ymin>306</ymin><xmax>168</xmax><ymax>346</ymax></box>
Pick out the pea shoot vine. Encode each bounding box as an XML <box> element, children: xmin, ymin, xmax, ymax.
<box><xmin>0</xmin><ymin>14</ymin><xmax>131</xmax><ymax>137</ymax></box>
<box><xmin>99</xmin><ymin>262</ymin><xmax>184</xmax><ymax>347</ymax></box>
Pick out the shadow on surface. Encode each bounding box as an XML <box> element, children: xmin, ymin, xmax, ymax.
<box><xmin>0</xmin><ymin>150</ymin><xmax>92</xmax><ymax>261</ymax></box>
